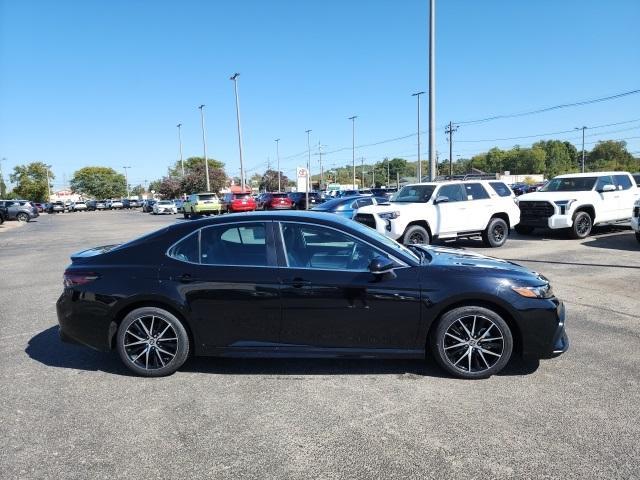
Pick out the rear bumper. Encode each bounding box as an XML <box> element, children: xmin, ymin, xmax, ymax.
<box><xmin>230</xmin><ymin>205</ymin><xmax>256</xmax><ymax>212</ymax></box>
<box><xmin>56</xmin><ymin>291</ymin><xmax>114</xmax><ymax>351</ymax></box>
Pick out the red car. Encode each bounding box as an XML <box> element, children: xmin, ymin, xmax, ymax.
<box><xmin>222</xmin><ymin>193</ymin><xmax>256</xmax><ymax>213</ymax></box>
<box><xmin>257</xmin><ymin>192</ymin><xmax>293</xmax><ymax>210</ymax></box>
<box><xmin>33</xmin><ymin>203</ymin><xmax>45</xmax><ymax>213</ymax></box>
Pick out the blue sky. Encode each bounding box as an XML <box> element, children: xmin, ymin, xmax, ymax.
<box><xmin>1</xmin><ymin>0</ymin><xmax>639</xmax><ymax>189</ymax></box>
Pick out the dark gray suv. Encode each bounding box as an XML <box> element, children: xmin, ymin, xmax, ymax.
<box><xmin>0</xmin><ymin>200</ymin><xmax>40</xmax><ymax>222</ymax></box>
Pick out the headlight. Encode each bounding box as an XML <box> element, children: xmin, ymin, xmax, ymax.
<box><xmin>554</xmin><ymin>199</ymin><xmax>577</xmax><ymax>213</ymax></box>
<box><xmin>511</xmin><ymin>283</ymin><xmax>554</xmax><ymax>299</ymax></box>
<box><xmin>378</xmin><ymin>211</ymin><xmax>401</xmax><ymax>220</ymax></box>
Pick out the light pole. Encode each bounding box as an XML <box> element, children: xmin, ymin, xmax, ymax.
<box><xmin>348</xmin><ymin>115</ymin><xmax>357</xmax><ymax>187</ymax></box>
<box><xmin>317</xmin><ymin>142</ymin><xmax>325</xmax><ymax>190</ymax></box>
<box><xmin>122</xmin><ymin>166</ymin><xmax>131</xmax><ymax>198</ymax></box>
<box><xmin>305</xmin><ymin>129</ymin><xmax>312</xmax><ymax>209</ymax></box>
<box><xmin>428</xmin><ymin>0</ymin><xmax>436</xmax><ymax>181</ymax></box>
<box><xmin>275</xmin><ymin>138</ymin><xmax>281</xmax><ymax>192</ymax></box>
<box><xmin>176</xmin><ymin>123</ymin><xmax>184</xmax><ymax>176</ymax></box>
<box><xmin>575</xmin><ymin>126</ymin><xmax>587</xmax><ymax>172</ymax></box>
<box><xmin>361</xmin><ymin>157</ymin><xmax>365</xmax><ymax>187</ymax></box>
<box><xmin>445</xmin><ymin>121</ymin><xmax>458</xmax><ymax>177</ymax></box>
<box><xmin>412</xmin><ymin>91</ymin><xmax>425</xmax><ymax>181</ymax></box>
<box><xmin>230</xmin><ymin>73</ymin><xmax>246</xmax><ymax>192</ymax></box>
<box><xmin>198</xmin><ymin>105</ymin><xmax>211</xmax><ymax>191</ymax></box>
<box><xmin>45</xmin><ymin>164</ymin><xmax>52</xmax><ymax>202</ymax></box>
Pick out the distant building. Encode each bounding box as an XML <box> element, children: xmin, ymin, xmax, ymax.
<box><xmin>50</xmin><ymin>188</ymin><xmax>83</xmax><ymax>203</ymax></box>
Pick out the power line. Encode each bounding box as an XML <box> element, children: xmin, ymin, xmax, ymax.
<box><xmin>455</xmin><ymin>88</ymin><xmax>640</xmax><ymax>126</ymax></box>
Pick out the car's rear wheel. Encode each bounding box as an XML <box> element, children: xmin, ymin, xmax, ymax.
<box><xmin>402</xmin><ymin>225</ymin><xmax>431</xmax><ymax>245</ymax></box>
<box><xmin>514</xmin><ymin>224</ymin><xmax>534</xmax><ymax>235</ymax></box>
<box><xmin>429</xmin><ymin>306</ymin><xmax>513</xmax><ymax>379</ymax></box>
<box><xmin>16</xmin><ymin>212</ymin><xmax>30</xmax><ymax>222</ymax></box>
<box><xmin>635</xmin><ymin>232</ymin><xmax>640</xmax><ymax>243</ymax></box>
<box><xmin>570</xmin><ymin>211</ymin><xmax>592</xmax><ymax>239</ymax></box>
<box><xmin>116</xmin><ymin>307</ymin><xmax>190</xmax><ymax>377</ymax></box>
<box><xmin>482</xmin><ymin>217</ymin><xmax>509</xmax><ymax>247</ymax></box>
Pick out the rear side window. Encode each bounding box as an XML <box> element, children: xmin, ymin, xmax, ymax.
<box><xmin>464</xmin><ymin>183</ymin><xmax>490</xmax><ymax>200</ymax></box>
<box><xmin>356</xmin><ymin>198</ymin><xmax>373</xmax><ymax>208</ymax></box>
<box><xmin>489</xmin><ymin>182</ymin><xmax>512</xmax><ymax>197</ymax></box>
<box><xmin>201</xmin><ymin>223</ymin><xmax>268</xmax><ymax>266</ymax></box>
<box><xmin>167</xmin><ymin>231</ymin><xmax>199</xmax><ymax>263</ymax></box>
<box><xmin>614</xmin><ymin>174</ymin><xmax>633</xmax><ymax>190</ymax></box>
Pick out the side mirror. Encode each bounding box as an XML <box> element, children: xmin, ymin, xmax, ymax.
<box><xmin>368</xmin><ymin>256</ymin><xmax>395</xmax><ymax>275</ymax></box>
<box><xmin>434</xmin><ymin>195</ymin><xmax>450</xmax><ymax>204</ymax></box>
<box><xmin>600</xmin><ymin>184</ymin><xmax>616</xmax><ymax>193</ymax></box>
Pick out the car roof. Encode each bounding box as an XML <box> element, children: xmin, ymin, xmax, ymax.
<box><xmin>554</xmin><ymin>172</ymin><xmax>630</xmax><ymax>178</ymax></box>
<box><xmin>404</xmin><ymin>179</ymin><xmax>503</xmax><ymax>187</ymax></box>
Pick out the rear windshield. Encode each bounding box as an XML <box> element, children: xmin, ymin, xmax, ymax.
<box><xmin>540</xmin><ymin>177</ymin><xmax>597</xmax><ymax>192</ymax></box>
<box><xmin>233</xmin><ymin>194</ymin><xmax>252</xmax><ymax>199</ymax></box>
<box><xmin>392</xmin><ymin>185</ymin><xmax>436</xmax><ymax>203</ymax></box>
<box><xmin>272</xmin><ymin>193</ymin><xmax>288</xmax><ymax>198</ymax></box>
<box><xmin>197</xmin><ymin>194</ymin><xmax>217</xmax><ymax>201</ymax></box>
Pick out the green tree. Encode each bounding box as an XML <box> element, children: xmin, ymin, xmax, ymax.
<box><xmin>9</xmin><ymin>162</ymin><xmax>52</xmax><ymax>201</ymax></box>
<box><xmin>259</xmin><ymin>170</ymin><xmax>289</xmax><ymax>192</ymax></box>
<box><xmin>534</xmin><ymin>140</ymin><xmax>579</xmax><ymax>178</ymax></box>
<box><xmin>179</xmin><ymin>163</ymin><xmax>227</xmax><ymax>194</ymax></box>
<box><xmin>586</xmin><ymin>140</ymin><xmax>635</xmax><ymax>171</ymax></box>
<box><xmin>0</xmin><ymin>173</ymin><xmax>6</xmax><ymax>198</ymax></box>
<box><xmin>130</xmin><ymin>184</ymin><xmax>145</xmax><ymax>196</ymax></box>
<box><xmin>70</xmin><ymin>166</ymin><xmax>126</xmax><ymax>199</ymax></box>
<box><xmin>168</xmin><ymin>157</ymin><xmax>225</xmax><ymax>178</ymax></box>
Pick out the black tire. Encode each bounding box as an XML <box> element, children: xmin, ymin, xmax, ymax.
<box><xmin>116</xmin><ymin>307</ymin><xmax>190</xmax><ymax>377</ymax></box>
<box><xmin>570</xmin><ymin>210</ymin><xmax>592</xmax><ymax>239</ymax></box>
<box><xmin>514</xmin><ymin>224</ymin><xmax>534</xmax><ymax>235</ymax></box>
<box><xmin>429</xmin><ymin>306</ymin><xmax>513</xmax><ymax>379</ymax></box>
<box><xmin>482</xmin><ymin>217</ymin><xmax>509</xmax><ymax>248</ymax></box>
<box><xmin>16</xmin><ymin>212</ymin><xmax>30</xmax><ymax>222</ymax></box>
<box><xmin>183</xmin><ymin>211</ymin><xmax>190</xmax><ymax>219</ymax></box>
<box><xmin>635</xmin><ymin>232</ymin><xmax>640</xmax><ymax>244</ymax></box>
<box><xmin>402</xmin><ymin>225</ymin><xmax>431</xmax><ymax>245</ymax></box>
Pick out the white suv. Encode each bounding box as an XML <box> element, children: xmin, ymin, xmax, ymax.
<box><xmin>354</xmin><ymin>180</ymin><xmax>520</xmax><ymax>247</ymax></box>
<box><xmin>515</xmin><ymin>172</ymin><xmax>639</xmax><ymax>239</ymax></box>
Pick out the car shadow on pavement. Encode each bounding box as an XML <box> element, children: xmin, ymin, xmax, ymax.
<box><xmin>27</xmin><ymin>326</ymin><xmax>540</xmax><ymax>378</ymax></box>
<box><xmin>25</xmin><ymin>326</ymin><xmax>133</xmax><ymax>376</ymax></box>
<box><xmin>582</xmin><ymin>232</ymin><xmax>640</xmax><ymax>252</ymax></box>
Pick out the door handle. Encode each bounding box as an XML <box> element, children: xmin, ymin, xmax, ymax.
<box><xmin>287</xmin><ymin>278</ymin><xmax>312</xmax><ymax>288</ymax></box>
<box><xmin>178</xmin><ymin>273</ymin><xmax>194</xmax><ymax>283</ymax></box>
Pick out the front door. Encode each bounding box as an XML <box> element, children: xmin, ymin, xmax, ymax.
<box><xmin>276</xmin><ymin>221</ymin><xmax>421</xmax><ymax>350</ymax></box>
<box><xmin>159</xmin><ymin>221</ymin><xmax>281</xmax><ymax>351</ymax></box>
<box><xmin>593</xmin><ymin>175</ymin><xmax>619</xmax><ymax>222</ymax></box>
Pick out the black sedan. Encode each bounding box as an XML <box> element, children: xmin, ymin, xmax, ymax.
<box><xmin>57</xmin><ymin>211</ymin><xmax>568</xmax><ymax>378</ymax></box>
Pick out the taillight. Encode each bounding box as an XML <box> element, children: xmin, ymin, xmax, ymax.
<box><xmin>63</xmin><ymin>270</ymin><xmax>100</xmax><ymax>287</ymax></box>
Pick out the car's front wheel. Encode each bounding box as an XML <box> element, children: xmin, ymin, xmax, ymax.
<box><xmin>403</xmin><ymin>225</ymin><xmax>431</xmax><ymax>245</ymax></box>
<box><xmin>16</xmin><ymin>212</ymin><xmax>30</xmax><ymax>222</ymax></box>
<box><xmin>635</xmin><ymin>232</ymin><xmax>640</xmax><ymax>243</ymax></box>
<box><xmin>430</xmin><ymin>306</ymin><xmax>513</xmax><ymax>379</ymax></box>
<box><xmin>116</xmin><ymin>307</ymin><xmax>190</xmax><ymax>377</ymax></box>
<box><xmin>570</xmin><ymin>211</ymin><xmax>592</xmax><ymax>239</ymax></box>
<box><xmin>482</xmin><ymin>217</ymin><xmax>509</xmax><ymax>247</ymax></box>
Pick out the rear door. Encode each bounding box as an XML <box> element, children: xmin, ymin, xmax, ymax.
<box><xmin>614</xmin><ymin>174</ymin><xmax>637</xmax><ymax>219</ymax></box>
<box><xmin>160</xmin><ymin>221</ymin><xmax>281</xmax><ymax>351</ymax></box>
<box><xmin>462</xmin><ymin>183</ymin><xmax>493</xmax><ymax>231</ymax></box>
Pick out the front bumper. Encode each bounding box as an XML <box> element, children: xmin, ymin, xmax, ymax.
<box><xmin>520</xmin><ymin>299</ymin><xmax>569</xmax><ymax>359</ymax></box>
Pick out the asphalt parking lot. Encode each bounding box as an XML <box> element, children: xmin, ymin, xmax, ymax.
<box><xmin>1</xmin><ymin>210</ymin><xmax>639</xmax><ymax>479</ymax></box>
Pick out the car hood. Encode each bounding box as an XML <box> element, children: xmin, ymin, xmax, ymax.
<box><xmin>357</xmin><ymin>201</ymin><xmax>420</xmax><ymax>214</ymax></box>
<box><xmin>417</xmin><ymin>245</ymin><xmax>548</xmax><ymax>284</ymax></box>
<box><xmin>518</xmin><ymin>191</ymin><xmax>590</xmax><ymax>201</ymax></box>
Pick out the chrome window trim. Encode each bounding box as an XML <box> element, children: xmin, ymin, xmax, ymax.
<box><xmin>277</xmin><ymin>220</ymin><xmax>409</xmax><ymax>272</ymax></box>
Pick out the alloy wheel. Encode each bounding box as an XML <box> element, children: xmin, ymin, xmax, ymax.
<box><xmin>492</xmin><ymin>224</ymin><xmax>505</xmax><ymax>243</ymax></box>
<box><xmin>442</xmin><ymin>314</ymin><xmax>504</xmax><ymax>374</ymax></box>
<box><xmin>409</xmin><ymin>232</ymin><xmax>426</xmax><ymax>244</ymax></box>
<box><xmin>576</xmin><ymin>215</ymin><xmax>591</xmax><ymax>236</ymax></box>
<box><xmin>123</xmin><ymin>315</ymin><xmax>178</xmax><ymax>370</ymax></box>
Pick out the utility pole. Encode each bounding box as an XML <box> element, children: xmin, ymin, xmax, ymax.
<box><xmin>122</xmin><ymin>166</ymin><xmax>131</xmax><ymax>198</ymax></box>
<box><xmin>428</xmin><ymin>0</ymin><xmax>436</xmax><ymax>181</ymax></box>
<box><xmin>372</xmin><ymin>165</ymin><xmax>375</xmax><ymax>187</ymax></box>
<box><xmin>445</xmin><ymin>122</ymin><xmax>458</xmax><ymax>177</ymax></box>
<box><xmin>386</xmin><ymin>157</ymin><xmax>390</xmax><ymax>187</ymax></box>
<box><xmin>275</xmin><ymin>138</ymin><xmax>281</xmax><ymax>191</ymax></box>
<box><xmin>396</xmin><ymin>171</ymin><xmax>400</xmax><ymax>189</ymax></box>
<box><xmin>305</xmin><ymin>129</ymin><xmax>312</xmax><ymax>209</ymax></box>
<box><xmin>317</xmin><ymin>142</ymin><xmax>324</xmax><ymax>190</ymax></box>
<box><xmin>0</xmin><ymin>157</ymin><xmax>6</xmax><ymax>198</ymax></box>
<box><xmin>198</xmin><ymin>104</ymin><xmax>211</xmax><ymax>191</ymax></box>
<box><xmin>348</xmin><ymin>115</ymin><xmax>357</xmax><ymax>187</ymax></box>
<box><xmin>412</xmin><ymin>91</ymin><xmax>425</xmax><ymax>181</ymax></box>
<box><xmin>176</xmin><ymin>123</ymin><xmax>185</xmax><ymax>176</ymax></box>
<box><xmin>230</xmin><ymin>73</ymin><xmax>246</xmax><ymax>192</ymax></box>
<box><xmin>45</xmin><ymin>164</ymin><xmax>52</xmax><ymax>202</ymax></box>
<box><xmin>575</xmin><ymin>126</ymin><xmax>587</xmax><ymax>172</ymax></box>
<box><xmin>361</xmin><ymin>157</ymin><xmax>365</xmax><ymax>188</ymax></box>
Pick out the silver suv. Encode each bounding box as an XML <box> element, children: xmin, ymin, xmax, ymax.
<box><xmin>0</xmin><ymin>200</ymin><xmax>39</xmax><ymax>222</ymax></box>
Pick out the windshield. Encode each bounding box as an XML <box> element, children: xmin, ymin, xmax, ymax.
<box><xmin>540</xmin><ymin>177</ymin><xmax>597</xmax><ymax>192</ymax></box>
<box><xmin>312</xmin><ymin>197</ymin><xmax>352</xmax><ymax>211</ymax></box>
<box><xmin>346</xmin><ymin>218</ymin><xmax>419</xmax><ymax>263</ymax></box>
<box><xmin>272</xmin><ymin>193</ymin><xmax>288</xmax><ymax>198</ymax></box>
<box><xmin>392</xmin><ymin>185</ymin><xmax>436</xmax><ymax>203</ymax></box>
<box><xmin>233</xmin><ymin>194</ymin><xmax>252</xmax><ymax>200</ymax></box>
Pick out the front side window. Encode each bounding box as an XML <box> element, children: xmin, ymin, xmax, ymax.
<box><xmin>280</xmin><ymin>222</ymin><xmax>386</xmax><ymax>271</ymax></box>
<box><xmin>437</xmin><ymin>184</ymin><xmax>466</xmax><ymax>202</ymax></box>
<box><xmin>464</xmin><ymin>183</ymin><xmax>490</xmax><ymax>200</ymax></box>
<box><xmin>614</xmin><ymin>174</ymin><xmax>632</xmax><ymax>190</ymax></box>
<box><xmin>594</xmin><ymin>176</ymin><xmax>615</xmax><ymax>191</ymax></box>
